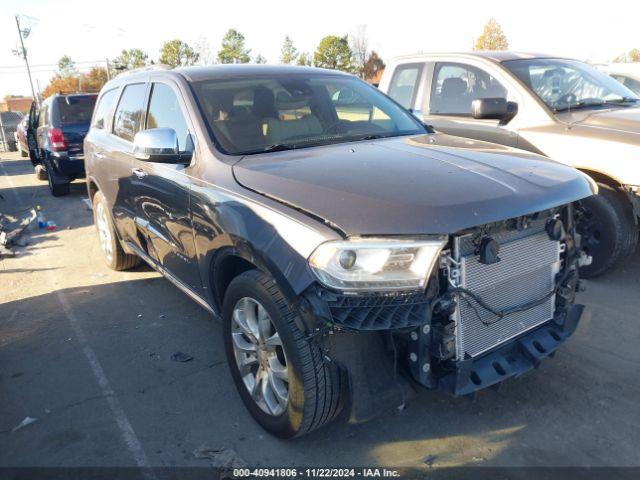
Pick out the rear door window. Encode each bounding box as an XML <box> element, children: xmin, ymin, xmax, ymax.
<box><xmin>146</xmin><ymin>83</ymin><xmax>193</xmax><ymax>152</ymax></box>
<box><xmin>56</xmin><ymin>96</ymin><xmax>97</xmax><ymax>125</ymax></box>
<box><xmin>113</xmin><ymin>83</ymin><xmax>147</xmax><ymax>142</ymax></box>
<box><xmin>92</xmin><ymin>89</ymin><xmax>118</xmax><ymax>130</ymax></box>
<box><xmin>387</xmin><ymin>64</ymin><xmax>423</xmax><ymax>109</ymax></box>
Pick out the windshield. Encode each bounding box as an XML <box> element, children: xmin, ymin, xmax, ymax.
<box><xmin>193</xmin><ymin>74</ymin><xmax>427</xmax><ymax>155</ymax></box>
<box><xmin>55</xmin><ymin>95</ymin><xmax>97</xmax><ymax>125</ymax></box>
<box><xmin>503</xmin><ymin>58</ymin><xmax>639</xmax><ymax>112</ymax></box>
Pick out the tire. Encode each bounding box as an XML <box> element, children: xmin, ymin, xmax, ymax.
<box><xmin>223</xmin><ymin>270</ymin><xmax>342</xmax><ymax>438</ymax></box>
<box><xmin>44</xmin><ymin>159</ymin><xmax>70</xmax><ymax>197</ymax></box>
<box><xmin>92</xmin><ymin>190</ymin><xmax>140</xmax><ymax>271</ymax></box>
<box><xmin>35</xmin><ymin>164</ymin><xmax>47</xmax><ymax>181</ymax></box>
<box><xmin>578</xmin><ymin>183</ymin><xmax>638</xmax><ymax>278</ymax></box>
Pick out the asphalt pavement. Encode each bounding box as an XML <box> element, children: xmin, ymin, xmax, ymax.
<box><xmin>1</xmin><ymin>151</ymin><xmax>639</xmax><ymax>471</ymax></box>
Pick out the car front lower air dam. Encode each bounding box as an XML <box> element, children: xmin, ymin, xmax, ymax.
<box><xmin>84</xmin><ymin>65</ymin><xmax>596</xmax><ymax>438</ymax></box>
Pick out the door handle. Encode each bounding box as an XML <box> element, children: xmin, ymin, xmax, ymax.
<box><xmin>132</xmin><ymin>167</ymin><xmax>148</xmax><ymax>179</ymax></box>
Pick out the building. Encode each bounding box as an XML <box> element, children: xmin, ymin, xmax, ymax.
<box><xmin>0</xmin><ymin>95</ymin><xmax>34</xmax><ymax>113</ymax></box>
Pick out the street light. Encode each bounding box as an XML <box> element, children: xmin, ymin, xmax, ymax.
<box><xmin>14</xmin><ymin>14</ymin><xmax>39</xmax><ymax>106</ymax></box>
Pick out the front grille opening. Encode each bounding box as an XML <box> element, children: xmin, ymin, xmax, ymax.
<box><xmin>470</xmin><ymin>371</ymin><xmax>482</xmax><ymax>385</ymax></box>
<box><xmin>533</xmin><ymin>340</ymin><xmax>547</xmax><ymax>354</ymax></box>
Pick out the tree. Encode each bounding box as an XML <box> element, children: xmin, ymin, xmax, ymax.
<box><xmin>362</xmin><ymin>51</ymin><xmax>385</xmax><ymax>83</ymax></box>
<box><xmin>254</xmin><ymin>53</ymin><xmax>267</xmax><ymax>64</ymax></box>
<box><xmin>217</xmin><ymin>29</ymin><xmax>251</xmax><ymax>64</ymax></box>
<box><xmin>41</xmin><ymin>66</ymin><xmax>108</xmax><ymax>98</ymax></box>
<box><xmin>58</xmin><ymin>55</ymin><xmax>77</xmax><ymax>77</ymax></box>
<box><xmin>614</xmin><ymin>48</ymin><xmax>640</xmax><ymax>62</ymax></box>
<box><xmin>280</xmin><ymin>36</ymin><xmax>298</xmax><ymax>64</ymax></box>
<box><xmin>115</xmin><ymin>48</ymin><xmax>149</xmax><ymax>70</ymax></box>
<box><xmin>350</xmin><ymin>25</ymin><xmax>368</xmax><ymax>78</ymax></box>
<box><xmin>474</xmin><ymin>18</ymin><xmax>509</xmax><ymax>51</ymax></box>
<box><xmin>314</xmin><ymin>35</ymin><xmax>353</xmax><ymax>72</ymax></box>
<box><xmin>297</xmin><ymin>52</ymin><xmax>312</xmax><ymax>66</ymax></box>
<box><xmin>159</xmin><ymin>39</ymin><xmax>199</xmax><ymax>68</ymax></box>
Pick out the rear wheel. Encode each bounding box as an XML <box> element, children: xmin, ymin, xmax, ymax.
<box><xmin>93</xmin><ymin>190</ymin><xmax>140</xmax><ymax>271</ymax></box>
<box><xmin>578</xmin><ymin>183</ymin><xmax>638</xmax><ymax>278</ymax></box>
<box><xmin>223</xmin><ymin>270</ymin><xmax>342</xmax><ymax>438</ymax></box>
<box><xmin>44</xmin><ymin>158</ymin><xmax>70</xmax><ymax>197</ymax></box>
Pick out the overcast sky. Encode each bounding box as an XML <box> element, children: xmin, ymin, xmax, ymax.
<box><xmin>1</xmin><ymin>0</ymin><xmax>639</xmax><ymax>99</ymax></box>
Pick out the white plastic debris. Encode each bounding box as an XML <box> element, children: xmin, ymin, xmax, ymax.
<box><xmin>12</xmin><ymin>416</ymin><xmax>37</xmax><ymax>432</ymax></box>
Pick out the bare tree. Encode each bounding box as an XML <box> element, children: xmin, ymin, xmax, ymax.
<box><xmin>350</xmin><ymin>25</ymin><xmax>368</xmax><ymax>78</ymax></box>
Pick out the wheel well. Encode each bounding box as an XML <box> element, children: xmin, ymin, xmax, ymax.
<box><xmin>578</xmin><ymin>169</ymin><xmax>623</xmax><ymax>191</ymax></box>
<box><xmin>87</xmin><ymin>180</ymin><xmax>99</xmax><ymax>202</ymax></box>
<box><xmin>212</xmin><ymin>255</ymin><xmax>257</xmax><ymax>311</ymax></box>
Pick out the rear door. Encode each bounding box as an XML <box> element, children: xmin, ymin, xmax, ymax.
<box><xmin>131</xmin><ymin>80</ymin><xmax>201</xmax><ymax>292</ymax></box>
<box><xmin>424</xmin><ymin>62</ymin><xmax>519</xmax><ymax>147</ymax></box>
<box><xmin>103</xmin><ymin>83</ymin><xmax>149</xmax><ymax>246</ymax></box>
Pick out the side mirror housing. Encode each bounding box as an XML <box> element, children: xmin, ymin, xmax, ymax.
<box><xmin>133</xmin><ymin>128</ymin><xmax>190</xmax><ymax>164</ymax></box>
<box><xmin>471</xmin><ymin>98</ymin><xmax>518</xmax><ymax>123</ymax></box>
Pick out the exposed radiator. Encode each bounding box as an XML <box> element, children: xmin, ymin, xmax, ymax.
<box><xmin>453</xmin><ymin>223</ymin><xmax>561</xmax><ymax>359</ymax></box>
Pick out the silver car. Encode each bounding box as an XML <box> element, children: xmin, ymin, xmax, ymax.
<box><xmin>380</xmin><ymin>52</ymin><xmax>640</xmax><ymax>277</ymax></box>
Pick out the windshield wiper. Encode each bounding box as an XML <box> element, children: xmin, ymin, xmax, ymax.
<box><xmin>604</xmin><ymin>96</ymin><xmax>639</xmax><ymax>105</ymax></box>
<box><xmin>555</xmin><ymin>97</ymin><xmax>639</xmax><ymax>112</ymax></box>
<box><xmin>261</xmin><ymin>143</ymin><xmax>297</xmax><ymax>153</ymax></box>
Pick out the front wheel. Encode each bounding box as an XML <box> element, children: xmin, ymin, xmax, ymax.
<box><xmin>578</xmin><ymin>183</ymin><xmax>638</xmax><ymax>278</ymax></box>
<box><xmin>223</xmin><ymin>270</ymin><xmax>342</xmax><ymax>438</ymax></box>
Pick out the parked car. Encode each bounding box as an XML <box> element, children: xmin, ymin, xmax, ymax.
<box><xmin>596</xmin><ymin>62</ymin><xmax>640</xmax><ymax>96</ymax></box>
<box><xmin>379</xmin><ymin>52</ymin><xmax>640</xmax><ymax>277</ymax></box>
<box><xmin>26</xmin><ymin>93</ymin><xmax>97</xmax><ymax>196</ymax></box>
<box><xmin>0</xmin><ymin>111</ymin><xmax>22</xmax><ymax>152</ymax></box>
<box><xmin>15</xmin><ymin>116</ymin><xmax>29</xmax><ymax>157</ymax></box>
<box><xmin>85</xmin><ymin>65</ymin><xmax>594</xmax><ymax>438</ymax></box>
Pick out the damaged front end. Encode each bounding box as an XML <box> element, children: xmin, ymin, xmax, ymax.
<box><xmin>299</xmin><ymin>204</ymin><xmax>586</xmax><ymax>421</ymax></box>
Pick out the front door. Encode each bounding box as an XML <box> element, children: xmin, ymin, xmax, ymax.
<box><xmin>131</xmin><ymin>81</ymin><xmax>202</xmax><ymax>293</ymax></box>
<box><xmin>424</xmin><ymin>62</ymin><xmax>519</xmax><ymax>147</ymax></box>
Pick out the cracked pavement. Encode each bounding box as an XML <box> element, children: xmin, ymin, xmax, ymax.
<box><xmin>1</xmin><ymin>151</ymin><xmax>639</xmax><ymax>469</ymax></box>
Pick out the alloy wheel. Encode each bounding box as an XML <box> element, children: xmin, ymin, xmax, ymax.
<box><xmin>231</xmin><ymin>297</ymin><xmax>289</xmax><ymax>416</ymax></box>
<box><xmin>95</xmin><ymin>201</ymin><xmax>113</xmax><ymax>262</ymax></box>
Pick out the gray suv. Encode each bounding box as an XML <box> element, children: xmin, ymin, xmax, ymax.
<box><xmin>85</xmin><ymin>65</ymin><xmax>594</xmax><ymax>438</ymax></box>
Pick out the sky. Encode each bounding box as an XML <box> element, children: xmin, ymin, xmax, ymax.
<box><xmin>1</xmin><ymin>0</ymin><xmax>639</xmax><ymax>100</ymax></box>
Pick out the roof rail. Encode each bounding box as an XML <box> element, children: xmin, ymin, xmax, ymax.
<box><xmin>115</xmin><ymin>64</ymin><xmax>172</xmax><ymax>77</ymax></box>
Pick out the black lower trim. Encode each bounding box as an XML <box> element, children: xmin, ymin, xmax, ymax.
<box><xmin>438</xmin><ymin>304</ymin><xmax>584</xmax><ymax>396</ymax></box>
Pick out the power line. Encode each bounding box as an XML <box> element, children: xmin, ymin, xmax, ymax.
<box><xmin>0</xmin><ymin>60</ymin><xmax>107</xmax><ymax>69</ymax></box>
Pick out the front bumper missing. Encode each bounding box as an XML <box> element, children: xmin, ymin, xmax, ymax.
<box><xmin>438</xmin><ymin>304</ymin><xmax>584</xmax><ymax>397</ymax></box>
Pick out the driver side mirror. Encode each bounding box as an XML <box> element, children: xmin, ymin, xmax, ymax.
<box><xmin>471</xmin><ymin>98</ymin><xmax>518</xmax><ymax>124</ymax></box>
<box><xmin>133</xmin><ymin>128</ymin><xmax>191</xmax><ymax>164</ymax></box>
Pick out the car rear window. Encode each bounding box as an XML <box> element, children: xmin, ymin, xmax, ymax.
<box><xmin>55</xmin><ymin>96</ymin><xmax>97</xmax><ymax>125</ymax></box>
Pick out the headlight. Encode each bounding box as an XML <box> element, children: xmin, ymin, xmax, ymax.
<box><xmin>308</xmin><ymin>237</ymin><xmax>447</xmax><ymax>291</ymax></box>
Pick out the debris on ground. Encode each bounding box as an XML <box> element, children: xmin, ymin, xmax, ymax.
<box><xmin>11</xmin><ymin>416</ymin><xmax>38</xmax><ymax>432</ymax></box>
<box><xmin>423</xmin><ymin>454</ymin><xmax>437</xmax><ymax>468</ymax></box>
<box><xmin>193</xmin><ymin>445</ymin><xmax>247</xmax><ymax>468</ymax></box>
<box><xmin>0</xmin><ymin>207</ymin><xmax>36</xmax><ymax>258</ymax></box>
<box><xmin>171</xmin><ymin>351</ymin><xmax>193</xmax><ymax>363</ymax></box>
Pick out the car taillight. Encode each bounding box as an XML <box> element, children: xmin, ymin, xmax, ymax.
<box><xmin>48</xmin><ymin>128</ymin><xmax>67</xmax><ymax>151</ymax></box>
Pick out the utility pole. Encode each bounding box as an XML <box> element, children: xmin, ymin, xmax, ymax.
<box><xmin>15</xmin><ymin>15</ymin><xmax>38</xmax><ymax>107</ymax></box>
<box><xmin>105</xmin><ymin>58</ymin><xmax>111</xmax><ymax>81</ymax></box>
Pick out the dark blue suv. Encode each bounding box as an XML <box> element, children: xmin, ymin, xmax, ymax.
<box><xmin>27</xmin><ymin>93</ymin><xmax>97</xmax><ymax>196</ymax></box>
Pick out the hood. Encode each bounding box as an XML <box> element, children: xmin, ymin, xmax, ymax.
<box><xmin>557</xmin><ymin>105</ymin><xmax>640</xmax><ymax>136</ymax></box>
<box><xmin>233</xmin><ymin>134</ymin><xmax>595</xmax><ymax>236</ymax></box>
